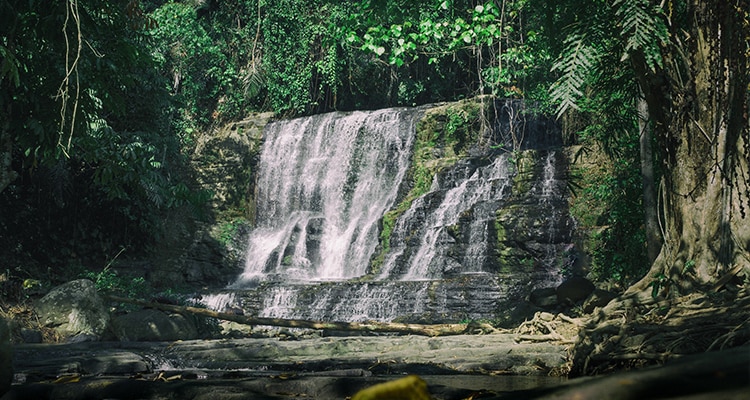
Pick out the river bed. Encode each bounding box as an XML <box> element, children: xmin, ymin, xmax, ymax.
<box><xmin>7</xmin><ymin>333</ymin><xmax>569</xmax><ymax>399</ymax></box>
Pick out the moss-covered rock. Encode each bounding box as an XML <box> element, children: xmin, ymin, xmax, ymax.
<box><xmin>370</xmin><ymin>98</ymin><xmax>491</xmax><ymax>274</ymax></box>
<box><xmin>35</xmin><ymin>279</ymin><xmax>110</xmax><ymax>341</ymax></box>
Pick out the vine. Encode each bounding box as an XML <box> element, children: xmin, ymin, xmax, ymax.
<box><xmin>56</xmin><ymin>0</ymin><xmax>84</xmax><ymax>157</ymax></box>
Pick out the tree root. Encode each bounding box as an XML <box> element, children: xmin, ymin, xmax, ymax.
<box><xmin>568</xmin><ymin>288</ymin><xmax>750</xmax><ymax>376</ymax></box>
<box><xmin>514</xmin><ymin>312</ymin><xmax>582</xmax><ymax>344</ymax></box>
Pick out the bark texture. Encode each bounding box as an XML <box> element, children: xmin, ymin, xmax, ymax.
<box><xmin>633</xmin><ymin>0</ymin><xmax>750</xmax><ymax>295</ymax></box>
<box><xmin>637</xmin><ymin>92</ymin><xmax>661</xmax><ymax>264</ymax></box>
<box><xmin>570</xmin><ymin>1</ymin><xmax>750</xmax><ymax>375</ymax></box>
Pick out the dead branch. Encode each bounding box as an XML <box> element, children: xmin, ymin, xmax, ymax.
<box><xmin>105</xmin><ymin>295</ymin><xmax>478</xmax><ymax>337</ymax></box>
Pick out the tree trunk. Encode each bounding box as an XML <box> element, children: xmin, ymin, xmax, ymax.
<box><xmin>637</xmin><ymin>90</ymin><xmax>661</xmax><ymax>265</ymax></box>
<box><xmin>105</xmin><ymin>295</ymin><xmax>491</xmax><ymax>337</ymax></box>
<box><xmin>631</xmin><ymin>0</ymin><xmax>749</xmax><ymax>296</ymax></box>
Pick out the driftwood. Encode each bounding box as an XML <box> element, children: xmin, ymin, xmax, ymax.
<box><xmin>105</xmin><ymin>295</ymin><xmax>488</xmax><ymax>337</ymax></box>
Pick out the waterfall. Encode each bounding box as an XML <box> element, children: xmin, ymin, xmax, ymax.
<box><xmin>217</xmin><ymin>101</ymin><xmax>570</xmax><ymax>325</ymax></box>
<box><xmin>379</xmin><ymin>155</ymin><xmax>513</xmax><ymax>280</ymax></box>
<box><xmin>537</xmin><ymin>150</ymin><xmax>571</xmax><ymax>288</ymax></box>
<box><xmin>233</xmin><ymin>108</ymin><xmax>420</xmax><ymax>285</ymax></box>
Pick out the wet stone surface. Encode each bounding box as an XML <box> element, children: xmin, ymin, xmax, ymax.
<box><xmin>7</xmin><ymin>334</ymin><xmax>569</xmax><ymax>399</ymax></box>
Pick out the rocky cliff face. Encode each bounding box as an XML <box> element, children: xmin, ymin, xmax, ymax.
<box><xmin>145</xmin><ymin>113</ymin><xmax>272</xmax><ymax>288</ymax></box>
<box><xmin>192</xmin><ymin>98</ymin><xmax>579</xmax><ymax>325</ymax></box>
<box><xmin>374</xmin><ymin>99</ymin><xmax>573</xmax><ymax>285</ymax></box>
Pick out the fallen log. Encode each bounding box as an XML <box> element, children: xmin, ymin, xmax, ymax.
<box><xmin>105</xmin><ymin>295</ymin><xmax>478</xmax><ymax>337</ymax></box>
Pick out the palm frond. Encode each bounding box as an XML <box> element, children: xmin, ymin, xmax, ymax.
<box><xmin>614</xmin><ymin>0</ymin><xmax>669</xmax><ymax>71</ymax></box>
<box><xmin>550</xmin><ymin>32</ymin><xmax>600</xmax><ymax>119</ymax></box>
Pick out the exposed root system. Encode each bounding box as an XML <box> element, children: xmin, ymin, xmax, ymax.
<box><xmin>514</xmin><ymin>312</ymin><xmax>583</xmax><ymax>345</ymax></box>
<box><xmin>568</xmin><ymin>288</ymin><xmax>750</xmax><ymax>376</ymax></box>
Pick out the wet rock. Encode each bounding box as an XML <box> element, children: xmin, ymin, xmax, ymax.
<box><xmin>12</xmin><ymin>344</ymin><xmax>150</xmax><ymax>379</ymax></box>
<box><xmin>34</xmin><ymin>279</ymin><xmax>110</xmax><ymax>341</ymax></box>
<box><xmin>556</xmin><ymin>276</ymin><xmax>595</xmax><ymax>305</ymax></box>
<box><xmin>111</xmin><ymin>309</ymin><xmax>201</xmax><ymax>341</ymax></box>
<box><xmin>66</xmin><ymin>333</ymin><xmax>101</xmax><ymax>344</ymax></box>
<box><xmin>229</xmin><ymin>275</ymin><xmax>540</xmax><ymax>328</ymax></box>
<box><xmin>12</xmin><ymin>334</ymin><xmax>568</xmax><ymax>379</ymax></box>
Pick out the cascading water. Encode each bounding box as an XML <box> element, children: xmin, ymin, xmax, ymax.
<box><xmin>378</xmin><ymin>155</ymin><xmax>513</xmax><ymax>280</ymax></box>
<box><xmin>534</xmin><ymin>150</ymin><xmax>572</xmax><ymax>288</ymax></box>
<box><xmin>209</xmin><ymin>100</ymin><xmax>573</xmax><ymax>325</ymax></box>
<box><xmin>233</xmin><ymin>108</ymin><xmax>419</xmax><ymax>284</ymax></box>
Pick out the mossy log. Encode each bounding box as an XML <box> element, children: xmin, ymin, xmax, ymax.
<box><xmin>105</xmin><ymin>295</ymin><xmax>491</xmax><ymax>337</ymax></box>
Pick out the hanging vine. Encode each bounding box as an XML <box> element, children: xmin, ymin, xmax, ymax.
<box><xmin>56</xmin><ymin>0</ymin><xmax>83</xmax><ymax>158</ymax></box>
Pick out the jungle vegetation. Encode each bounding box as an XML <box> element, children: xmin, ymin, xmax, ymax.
<box><xmin>1</xmin><ymin>0</ymin><xmax>748</xmax><ymax>310</ymax></box>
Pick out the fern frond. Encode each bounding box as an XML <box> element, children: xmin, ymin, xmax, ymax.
<box><xmin>242</xmin><ymin>59</ymin><xmax>266</xmax><ymax>100</ymax></box>
<box><xmin>550</xmin><ymin>32</ymin><xmax>599</xmax><ymax>118</ymax></box>
<box><xmin>614</xmin><ymin>0</ymin><xmax>669</xmax><ymax>71</ymax></box>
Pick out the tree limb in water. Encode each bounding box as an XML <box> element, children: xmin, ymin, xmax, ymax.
<box><xmin>105</xmin><ymin>295</ymin><xmax>494</xmax><ymax>337</ymax></box>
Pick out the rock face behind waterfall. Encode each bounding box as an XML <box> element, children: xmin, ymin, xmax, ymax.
<box><xmin>370</xmin><ymin>99</ymin><xmax>571</xmax><ymax>284</ymax></box>
<box><xmin>201</xmin><ymin>98</ymin><xmax>576</xmax><ymax>326</ymax></box>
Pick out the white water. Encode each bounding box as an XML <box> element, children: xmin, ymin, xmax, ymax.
<box><xmin>270</xmin><ymin>283</ymin><xmax>431</xmax><ymax>322</ymax></box>
<box><xmin>537</xmin><ymin>151</ymin><xmax>567</xmax><ymax>288</ymax></box>
<box><xmin>197</xmin><ymin>292</ymin><xmax>238</xmax><ymax>312</ymax></box>
<box><xmin>260</xmin><ymin>286</ymin><xmax>299</xmax><ymax>318</ymax></box>
<box><xmin>379</xmin><ymin>155</ymin><xmax>513</xmax><ymax>280</ymax></box>
<box><xmin>233</xmin><ymin>108</ymin><xmax>419</xmax><ymax>285</ymax></box>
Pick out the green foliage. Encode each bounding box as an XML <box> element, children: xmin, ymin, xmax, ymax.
<box><xmin>82</xmin><ymin>267</ymin><xmax>148</xmax><ymax>298</ymax></box>
<box><xmin>216</xmin><ymin>218</ymin><xmax>247</xmax><ymax>247</ymax></box>
<box><xmin>569</xmin><ymin>144</ymin><xmax>649</xmax><ymax>285</ymax></box>
<box><xmin>352</xmin><ymin>1</ymin><xmax>554</xmax><ymax>103</ymax></box>
<box><xmin>0</xmin><ymin>45</ymin><xmax>21</xmax><ymax>87</ymax></box>
<box><xmin>550</xmin><ymin>32</ymin><xmax>599</xmax><ymax>118</ymax></box>
<box><xmin>549</xmin><ymin>0</ymin><xmax>668</xmax><ymax>116</ymax></box>
<box><xmin>150</xmin><ymin>2</ymin><xmax>234</xmax><ymax>127</ymax></box>
<box><xmin>80</xmin><ymin>247</ymin><xmax>149</xmax><ymax>297</ymax></box>
<box><xmin>614</xmin><ymin>0</ymin><xmax>669</xmax><ymax>71</ymax></box>
<box><xmin>0</xmin><ymin>0</ymin><xmax>209</xmax><ymax>280</ymax></box>
<box><xmin>259</xmin><ymin>0</ymin><xmax>352</xmax><ymax>114</ymax></box>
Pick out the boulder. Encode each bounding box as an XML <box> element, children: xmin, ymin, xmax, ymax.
<box><xmin>556</xmin><ymin>276</ymin><xmax>595</xmax><ymax>305</ymax></box>
<box><xmin>111</xmin><ymin>309</ymin><xmax>201</xmax><ymax>341</ymax></box>
<box><xmin>0</xmin><ymin>318</ymin><xmax>12</xmax><ymax>396</ymax></box>
<box><xmin>529</xmin><ymin>287</ymin><xmax>558</xmax><ymax>308</ymax></box>
<box><xmin>35</xmin><ymin>279</ymin><xmax>110</xmax><ymax>341</ymax></box>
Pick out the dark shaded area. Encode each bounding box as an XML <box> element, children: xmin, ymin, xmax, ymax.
<box><xmin>492</xmin><ymin>345</ymin><xmax>750</xmax><ymax>400</ymax></box>
<box><xmin>3</xmin><ymin>343</ymin><xmax>747</xmax><ymax>399</ymax></box>
<box><xmin>491</xmin><ymin>99</ymin><xmax>563</xmax><ymax>152</ymax></box>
